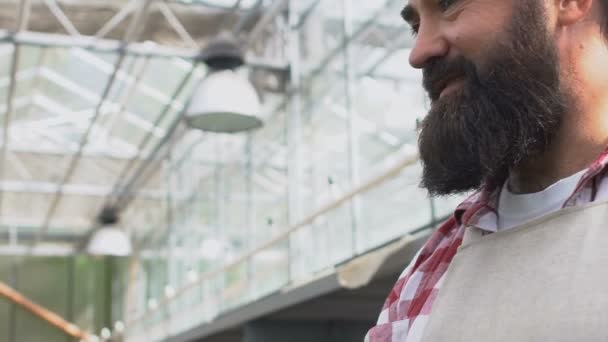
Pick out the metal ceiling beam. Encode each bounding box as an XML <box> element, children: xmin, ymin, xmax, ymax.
<box><xmin>31</xmin><ymin>0</ymin><xmax>155</xmax><ymax>248</ymax></box>
<box><xmin>105</xmin><ymin>64</ymin><xmax>196</xmax><ymax>205</ymax></box>
<box><xmin>71</xmin><ymin>49</ymin><xmax>184</xmax><ymax>110</ymax></box>
<box><xmin>24</xmin><ymin>91</ymin><xmax>151</xmax><ymax>156</ymax></box>
<box><xmin>359</xmin><ymin>35</ymin><xmax>412</xmax><ymax>77</ymax></box>
<box><xmin>215</xmin><ymin>0</ymin><xmax>243</xmax><ymax>33</ymax></box>
<box><xmin>0</xmin><ymin>180</ymin><xmax>167</xmax><ymax>199</ymax></box>
<box><xmin>22</xmin><ymin>49</ymin><xmax>49</xmax><ymax>121</ymax></box>
<box><xmin>37</xmin><ymin>68</ymin><xmax>165</xmax><ymax>138</ymax></box>
<box><xmin>14</xmin><ymin>125</ymin><xmax>78</xmax><ymax>151</ymax></box>
<box><xmin>0</xmin><ymin>230</ymin><xmax>82</xmax><ymax>243</ymax></box>
<box><xmin>78</xmin><ymin>0</ymin><xmax>406</xmax><ymax>254</ymax></box>
<box><xmin>297</xmin><ymin>18</ymin><xmax>412</xmax><ymax>152</ymax></box>
<box><xmin>157</xmin><ymin>1</ymin><xmax>199</xmax><ymax>48</ymax></box>
<box><xmin>0</xmin><ymin>30</ymin><xmax>289</xmax><ymax>71</ymax></box>
<box><xmin>0</xmin><ymin>0</ymin><xmax>33</xmax><ymax>232</ymax></box>
<box><xmin>0</xmin><ymin>29</ymin><xmax>199</xmax><ymax>58</ymax></box>
<box><xmin>104</xmin><ymin>56</ymin><xmax>151</xmax><ymax>136</ymax></box>
<box><xmin>0</xmin><ymin>216</ymin><xmax>86</xmax><ymax>231</ymax></box>
<box><xmin>0</xmin><ymin>65</ymin><xmax>34</xmax><ymax>89</ymax></box>
<box><xmin>240</xmin><ymin>0</ymin><xmax>402</xmax><ymax>147</ymax></box>
<box><xmin>244</xmin><ymin>0</ymin><xmax>288</xmax><ymax>50</ymax></box>
<box><xmin>0</xmin><ymin>50</ymin><xmax>22</xmax><ymax>217</ymax></box>
<box><xmin>111</xmin><ymin>127</ymin><xmax>181</xmax><ymax>211</ymax></box>
<box><xmin>15</xmin><ymin>93</ymin><xmax>154</xmax><ymax>155</ymax></box>
<box><xmin>129</xmin><ymin>2</ymin><xmax>408</xmax><ymax>247</ymax></box>
<box><xmin>74</xmin><ymin>63</ymin><xmax>197</xmax><ymax>251</ymax></box>
<box><xmin>123</xmin><ymin>0</ymin><xmax>155</xmax><ymax>43</ymax></box>
<box><xmin>0</xmin><ymin>95</ymin><xmax>30</xmax><ymax>117</ymax></box>
<box><xmin>38</xmin><ymin>68</ymin><xmax>99</xmax><ymax>102</ymax></box>
<box><xmin>17</xmin><ymin>1</ymin><xmax>33</xmax><ymax>32</ymax></box>
<box><xmin>6</xmin><ymin>152</ymin><xmax>33</xmax><ymax>180</ymax></box>
<box><xmin>233</xmin><ymin>0</ymin><xmax>263</xmax><ymax>34</ymax></box>
<box><xmin>42</xmin><ymin>0</ymin><xmax>81</xmax><ymax>37</ymax></box>
<box><xmin>293</xmin><ymin>0</ymin><xmax>321</xmax><ymax>29</ymax></box>
<box><xmin>32</xmin><ymin>56</ymin><xmax>128</xmax><ymax>246</ymax></box>
<box><xmin>4</xmin><ymin>145</ymin><xmax>141</xmax><ymax>161</ymax></box>
<box><xmin>0</xmin><ymin>244</ymin><xmax>76</xmax><ymax>257</ymax></box>
<box><xmin>129</xmin><ymin>0</ymin><xmax>410</xmax><ymax>252</ymax></box>
<box><xmin>304</xmin><ymin>0</ymin><xmax>402</xmax><ymax>80</ymax></box>
<box><xmin>95</xmin><ymin>0</ymin><xmax>139</xmax><ymax>39</ymax></box>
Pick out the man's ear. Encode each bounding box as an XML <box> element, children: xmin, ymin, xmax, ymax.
<box><xmin>556</xmin><ymin>0</ymin><xmax>594</xmax><ymax>26</ymax></box>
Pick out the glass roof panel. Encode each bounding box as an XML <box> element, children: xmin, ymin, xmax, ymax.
<box><xmin>0</xmin><ymin>42</ymin><xmax>204</xmax><ymax>247</ymax></box>
<box><xmin>0</xmin><ymin>45</ymin><xmax>13</xmax><ymax>128</ymax></box>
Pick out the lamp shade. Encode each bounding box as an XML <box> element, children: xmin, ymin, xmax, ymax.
<box><xmin>198</xmin><ymin>32</ymin><xmax>245</xmax><ymax>70</ymax></box>
<box><xmin>185</xmin><ymin>70</ymin><xmax>263</xmax><ymax>133</ymax></box>
<box><xmin>86</xmin><ymin>225</ymin><xmax>132</xmax><ymax>256</ymax></box>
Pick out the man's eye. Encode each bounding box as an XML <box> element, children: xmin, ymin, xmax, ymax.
<box><xmin>438</xmin><ymin>0</ymin><xmax>458</xmax><ymax>11</ymax></box>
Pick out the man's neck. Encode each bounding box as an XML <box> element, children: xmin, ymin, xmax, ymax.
<box><xmin>508</xmin><ymin>107</ymin><xmax>608</xmax><ymax>195</ymax></box>
<box><xmin>508</xmin><ymin>35</ymin><xmax>608</xmax><ymax>194</ymax></box>
<box><xmin>508</xmin><ymin>149</ymin><xmax>598</xmax><ymax>195</ymax></box>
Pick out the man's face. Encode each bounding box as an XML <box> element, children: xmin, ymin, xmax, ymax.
<box><xmin>404</xmin><ymin>0</ymin><xmax>569</xmax><ymax>195</ymax></box>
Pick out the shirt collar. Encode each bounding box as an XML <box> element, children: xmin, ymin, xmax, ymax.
<box><xmin>452</xmin><ymin>146</ymin><xmax>608</xmax><ymax>232</ymax></box>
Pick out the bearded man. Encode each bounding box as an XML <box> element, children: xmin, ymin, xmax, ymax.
<box><xmin>366</xmin><ymin>0</ymin><xmax>608</xmax><ymax>341</ymax></box>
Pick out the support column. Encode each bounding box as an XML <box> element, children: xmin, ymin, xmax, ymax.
<box><xmin>287</xmin><ymin>0</ymin><xmax>303</xmax><ymax>283</ymax></box>
<box><xmin>65</xmin><ymin>257</ymin><xmax>74</xmax><ymax>342</ymax></box>
<box><xmin>8</xmin><ymin>255</ymin><xmax>18</xmax><ymax>342</ymax></box>
<box><xmin>245</xmin><ymin>133</ymin><xmax>254</xmax><ymax>300</ymax></box>
<box><xmin>8</xmin><ymin>226</ymin><xmax>18</xmax><ymax>342</ymax></box>
<box><xmin>342</xmin><ymin>0</ymin><xmax>362</xmax><ymax>256</ymax></box>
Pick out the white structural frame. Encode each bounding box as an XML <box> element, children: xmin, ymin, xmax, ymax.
<box><xmin>0</xmin><ymin>0</ymin><xmax>415</xmax><ymax>261</ymax></box>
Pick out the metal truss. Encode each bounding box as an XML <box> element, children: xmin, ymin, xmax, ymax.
<box><xmin>0</xmin><ymin>0</ymin><xmax>34</xmax><ymax>235</ymax></box>
<box><xmin>0</xmin><ymin>0</ymin><xmax>413</xmax><ymax>255</ymax></box>
<box><xmin>74</xmin><ymin>0</ymin><xmax>293</xmax><ymax>252</ymax></box>
<box><xmin>0</xmin><ymin>180</ymin><xmax>167</xmax><ymax>199</ymax></box>
<box><xmin>30</xmin><ymin>0</ymin><xmax>157</xmax><ymax>247</ymax></box>
<box><xmin>0</xmin><ymin>0</ymin><xmax>290</xmax><ymax>68</ymax></box>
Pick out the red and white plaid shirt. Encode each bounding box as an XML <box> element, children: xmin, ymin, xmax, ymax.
<box><xmin>365</xmin><ymin>148</ymin><xmax>608</xmax><ymax>342</ymax></box>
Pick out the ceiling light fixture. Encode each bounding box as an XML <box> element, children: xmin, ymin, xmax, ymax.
<box><xmin>86</xmin><ymin>207</ymin><xmax>132</xmax><ymax>257</ymax></box>
<box><xmin>185</xmin><ymin>32</ymin><xmax>263</xmax><ymax>133</ymax></box>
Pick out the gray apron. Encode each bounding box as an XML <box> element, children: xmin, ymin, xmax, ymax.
<box><xmin>421</xmin><ymin>201</ymin><xmax>608</xmax><ymax>342</ymax></box>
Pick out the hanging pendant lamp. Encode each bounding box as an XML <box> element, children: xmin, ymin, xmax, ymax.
<box><xmin>185</xmin><ymin>32</ymin><xmax>263</xmax><ymax>133</ymax></box>
<box><xmin>87</xmin><ymin>207</ymin><xmax>132</xmax><ymax>257</ymax></box>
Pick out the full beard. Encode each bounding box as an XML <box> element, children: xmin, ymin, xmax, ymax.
<box><xmin>418</xmin><ymin>0</ymin><xmax>568</xmax><ymax>196</ymax></box>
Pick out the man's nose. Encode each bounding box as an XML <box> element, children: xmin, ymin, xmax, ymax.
<box><xmin>408</xmin><ymin>24</ymin><xmax>449</xmax><ymax>69</ymax></box>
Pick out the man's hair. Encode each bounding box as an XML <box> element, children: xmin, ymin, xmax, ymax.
<box><xmin>602</xmin><ymin>0</ymin><xmax>608</xmax><ymax>37</ymax></box>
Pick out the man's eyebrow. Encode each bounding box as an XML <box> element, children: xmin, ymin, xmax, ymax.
<box><xmin>401</xmin><ymin>4</ymin><xmax>418</xmax><ymax>24</ymax></box>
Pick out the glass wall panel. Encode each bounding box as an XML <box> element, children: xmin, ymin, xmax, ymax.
<box><xmin>358</xmin><ymin>162</ymin><xmax>432</xmax><ymax>251</ymax></box>
<box><xmin>14</xmin><ymin>257</ymin><xmax>68</xmax><ymax>342</ymax></box>
<box><xmin>0</xmin><ymin>256</ymin><xmax>121</xmax><ymax>342</ymax></box>
<box><xmin>298</xmin><ymin>0</ymin><xmax>345</xmax><ymax>75</ymax></box>
<box><xmin>123</xmin><ymin>1</ymin><xmax>468</xmax><ymax>339</ymax></box>
<box><xmin>250</xmin><ymin>241</ymin><xmax>289</xmax><ymax>300</ymax></box>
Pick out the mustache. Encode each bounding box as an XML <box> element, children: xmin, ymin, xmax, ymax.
<box><xmin>422</xmin><ymin>56</ymin><xmax>478</xmax><ymax>102</ymax></box>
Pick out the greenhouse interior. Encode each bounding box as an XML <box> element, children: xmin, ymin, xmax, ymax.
<box><xmin>0</xmin><ymin>0</ymin><xmax>466</xmax><ymax>341</ymax></box>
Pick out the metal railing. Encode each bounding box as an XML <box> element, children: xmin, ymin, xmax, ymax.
<box><xmin>125</xmin><ymin>150</ymin><xmax>433</xmax><ymax>341</ymax></box>
<box><xmin>0</xmin><ymin>281</ymin><xmax>95</xmax><ymax>341</ymax></box>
